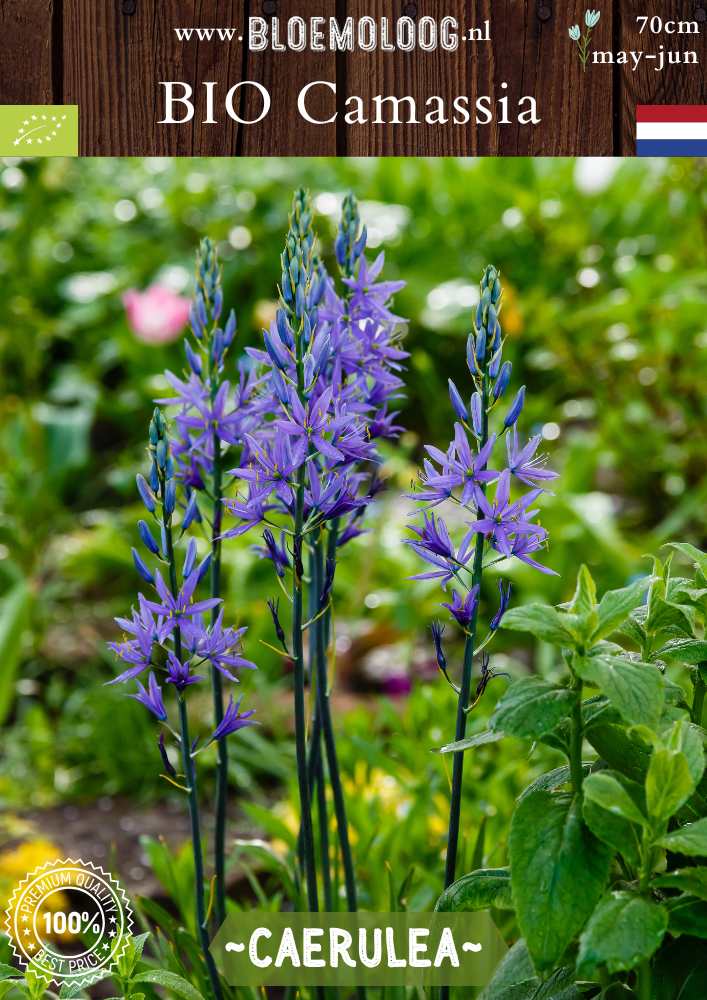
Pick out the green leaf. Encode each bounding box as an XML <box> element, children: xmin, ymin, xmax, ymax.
<box><xmin>435</xmin><ymin>868</ymin><xmax>513</xmax><ymax>913</ymax></box>
<box><xmin>58</xmin><ymin>983</ymin><xmax>90</xmax><ymax>999</ymax></box>
<box><xmin>114</xmin><ymin>931</ymin><xmax>151</xmax><ymax>979</ymax></box>
<box><xmin>667</xmin><ymin>542</ymin><xmax>707</xmax><ymax>581</ymax></box>
<box><xmin>577</xmin><ymin>891</ymin><xmax>668</xmax><ymax>976</ymax></box>
<box><xmin>509</xmin><ymin>790</ymin><xmax>612</xmax><ymax>972</ymax></box>
<box><xmin>570</xmin><ymin>565</ymin><xmax>597</xmax><ymax>615</ymax></box>
<box><xmin>0</xmin><ymin>578</ymin><xmax>32</xmax><ymax>725</ymax></box>
<box><xmin>0</xmin><ymin>965</ymin><xmax>21</xmax><ymax>983</ymax></box>
<box><xmin>489</xmin><ymin>677</ymin><xmax>577</xmax><ymax>740</ymax></box>
<box><xmin>592</xmin><ymin>577</ymin><xmax>651</xmax><ymax>643</ymax></box>
<box><xmin>518</xmin><ymin>765</ymin><xmax>576</xmax><ymax>803</ymax></box>
<box><xmin>437</xmin><ymin>729</ymin><xmax>504</xmax><ymax>754</ymax></box>
<box><xmin>653</xmin><ymin>867</ymin><xmax>707</xmax><ymax>900</ymax></box>
<box><xmin>133</xmin><ymin>970</ymin><xmax>205</xmax><ymax>1000</ymax></box>
<box><xmin>667</xmin><ymin>895</ymin><xmax>707</xmax><ymax>939</ymax></box>
<box><xmin>587</xmin><ymin>723</ymin><xmax>652</xmax><ymax>781</ymax></box>
<box><xmin>574</xmin><ymin>654</ymin><xmax>664</xmax><ymax>727</ymax></box>
<box><xmin>501</xmin><ymin>605</ymin><xmax>578</xmax><ymax>646</ymax></box>
<box><xmin>646</xmin><ymin>749</ymin><xmax>695</xmax><ymax>823</ymax></box>
<box><xmin>478</xmin><ymin>940</ymin><xmax>535</xmax><ymax>1000</ymax></box>
<box><xmin>584</xmin><ymin>772</ymin><xmax>647</xmax><ymax>826</ymax></box>
<box><xmin>665</xmin><ymin>720</ymin><xmax>706</xmax><ymax>787</ymax></box>
<box><xmin>647</xmin><ymin>596</ymin><xmax>695</xmax><ymax>637</ymax></box>
<box><xmin>657</xmin><ymin>638</ymin><xmax>707</xmax><ymax>665</ymax></box>
<box><xmin>583</xmin><ymin>772</ymin><xmax>645</xmax><ymax>867</ymax></box>
<box><xmin>615</xmin><ymin>614</ymin><xmax>647</xmax><ymax>649</ymax></box>
<box><xmin>583</xmin><ymin>797</ymin><xmax>642</xmax><ymax>869</ymax></box>
<box><xmin>659</xmin><ymin>817</ymin><xmax>707</xmax><ymax>856</ymax></box>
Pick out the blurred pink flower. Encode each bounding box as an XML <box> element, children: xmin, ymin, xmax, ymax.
<box><xmin>123</xmin><ymin>284</ymin><xmax>191</xmax><ymax>344</ymax></box>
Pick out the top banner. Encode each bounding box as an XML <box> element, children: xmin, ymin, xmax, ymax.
<box><xmin>0</xmin><ymin>1</ymin><xmax>705</xmax><ymax>156</ymax></box>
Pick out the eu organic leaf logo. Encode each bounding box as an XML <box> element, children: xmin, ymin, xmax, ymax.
<box><xmin>569</xmin><ymin>9</ymin><xmax>601</xmax><ymax>72</ymax></box>
<box><xmin>13</xmin><ymin>112</ymin><xmax>67</xmax><ymax>148</ymax></box>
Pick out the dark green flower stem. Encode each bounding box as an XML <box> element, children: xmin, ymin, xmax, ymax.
<box><xmin>164</xmin><ymin>513</ymin><xmax>224</xmax><ymax>1000</ymax></box>
<box><xmin>314</xmin><ymin>536</ymin><xmax>366</xmax><ymax>1000</ymax></box>
<box><xmin>293</xmin><ymin>329</ymin><xmax>319</xmax><ymax>915</ymax></box>
<box><xmin>309</xmin><ymin>549</ymin><xmax>333</xmax><ymax>911</ymax></box>
<box><xmin>692</xmin><ymin>666</ymin><xmax>706</xmax><ymax>725</ymax></box>
<box><xmin>444</xmin><ymin>372</ymin><xmax>489</xmax><ymax>893</ymax></box>
<box><xmin>293</xmin><ymin>470</ymin><xmax>319</xmax><ymax>913</ymax></box>
<box><xmin>637</xmin><ymin>960</ymin><xmax>651</xmax><ymax>1000</ymax></box>
<box><xmin>313</xmin><ymin>538</ymin><xmax>358</xmax><ymax>915</ymax></box>
<box><xmin>569</xmin><ymin>674</ymin><xmax>585</xmax><ymax>798</ymax></box>
<box><xmin>210</xmin><ymin>430</ymin><xmax>228</xmax><ymax>928</ymax></box>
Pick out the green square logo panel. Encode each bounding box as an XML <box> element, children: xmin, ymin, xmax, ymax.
<box><xmin>0</xmin><ymin>106</ymin><xmax>78</xmax><ymax>156</ymax></box>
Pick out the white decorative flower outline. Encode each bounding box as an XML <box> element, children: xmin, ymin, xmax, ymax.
<box><xmin>4</xmin><ymin>858</ymin><xmax>133</xmax><ymax>989</ymax></box>
<box><xmin>12</xmin><ymin>113</ymin><xmax>68</xmax><ymax>148</ymax></box>
<box><xmin>568</xmin><ymin>9</ymin><xmax>602</xmax><ymax>71</ymax></box>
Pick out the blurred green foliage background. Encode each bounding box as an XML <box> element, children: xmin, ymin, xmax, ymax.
<box><xmin>0</xmin><ymin>157</ymin><xmax>705</xmax><ymax>904</ymax></box>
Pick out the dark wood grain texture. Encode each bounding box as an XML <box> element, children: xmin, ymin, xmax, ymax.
<box><xmin>1</xmin><ymin>1</ymin><xmax>706</xmax><ymax>155</ymax></box>
<box><xmin>0</xmin><ymin>0</ymin><xmax>55</xmax><ymax>104</ymax></box>
<box><xmin>618</xmin><ymin>0</ymin><xmax>707</xmax><ymax>153</ymax></box>
<box><xmin>63</xmin><ymin>0</ymin><xmax>245</xmax><ymax>155</ymax></box>
<box><xmin>344</xmin><ymin>1</ymin><xmax>614</xmax><ymax>155</ymax></box>
<box><xmin>240</xmin><ymin>0</ymin><xmax>338</xmax><ymax>155</ymax></box>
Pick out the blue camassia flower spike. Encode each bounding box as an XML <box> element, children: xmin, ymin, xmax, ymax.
<box><xmin>407</xmin><ymin>265</ymin><xmax>558</xmax><ymax>895</ymax></box>
<box><xmin>107</xmin><ymin>407</ymin><xmax>255</xmax><ymax>1000</ymax></box>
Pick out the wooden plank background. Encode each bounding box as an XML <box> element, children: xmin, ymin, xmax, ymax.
<box><xmin>0</xmin><ymin>0</ymin><xmax>705</xmax><ymax>155</ymax></box>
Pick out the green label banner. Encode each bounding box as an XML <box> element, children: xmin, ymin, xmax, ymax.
<box><xmin>211</xmin><ymin>912</ymin><xmax>506</xmax><ymax>988</ymax></box>
<box><xmin>0</xmin><ymin>106</ymin><xmax>78</xmax><ymax>156</ymax></box>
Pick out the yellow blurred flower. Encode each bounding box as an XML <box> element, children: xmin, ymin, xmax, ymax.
<box><xmin>1</xmin><ymin>838</ymin><xmax>73</xmax><ymax>942</ymax></box>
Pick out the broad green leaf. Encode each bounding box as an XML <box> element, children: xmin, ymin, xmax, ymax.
<box><xmin>646</xmin><ymin>749</ymin><xmax>695</xmax><ymax>823</ymax></box>
<box><xmin>659</xmin><ymin>817</ymin><xmax>707</xmax><ymax>857</ymax></box>
<box><xmin>437</xmin><ymin>729</ymin><xmax>504</xmax><ymax>754</ymax></box>
<box><xmin>583</xmin><ymin>772</ymin><xmax>645</xmax><ymax>868</ymax></box>
<box><xmin>478</xmin><ymin>942</ymin><xmax>586</xmax><ymax>1000</ymax></box>
<box><xmin>667</xmin><ymin>542</ymin><xmax>707</xmax><ymax>581</ymax></box>
<box><xmin>114</xmin><ymin>931</ymin><xmax>151</xmax><ymax>979</ymax></box>
<box><xmin>133</xmin><ymin>970</ymin><xmax>205</xmax><ymax>1000</ymax></box>
<box><xmin>518</xmin><ymin>765</ymin><xmax>578</xmax><ymax>803</ymax></box>
<box><xmin>583</xmin><ymin>797</ymin><xmax>642</xmax><ymax>869</ymax></box>
<box><xmin>501</xmin><ymin>605</ymin><xmax>578</xmax><ymax>646</ymax></box>
<box><xmin>58</xmin><ymin>983</ymin><xmax>90</xmax><ymax>999</ymax></box>
<box><xmin>478</xmin><ymin>940</ymin><xmax>535</xmax><ymax>1000</ymax></box>
<box><xmin>574</xmin><ymin>654</ymin><xmax>664</xmax><ymax>727</ymax></box>
<box><xmin>653</xmin><ymin>867</ymin><xmax>707</xmax><ymax>900</ymax></box>
<box><xmin>665</xmin><ymin>721</ymin><xmax>706</xmax><ymax>787</ymax></box>
<box><xmin>577</xmin><ymin>891</ymin><xmax>667</xmax><ymax>976</ymax></box>
<box><xmin>588</xmin><ymin>723</ymin><xmax>652</xmax><ymax>781</ymax></box>
<box><xmin>584</xmin><ymin>772</ymin><xmax>647</xmax><ymax>826</ymax></box>
<box><xmin>592</xmin><ymin>577</ymin><xmax>650</xmax><ymax>643</ymax></box>
<box><xmin>667</xmin><ymin>895</ymin><xmax>707</xmax><ymax>939</ymax></box>
<box><xmin>509</xmin><ymin>790</ymin><xmax>612</xmax><ymax>972</ymax></box>
<box><xmin>490</xmin><ymin>677</ymin><xmax>577</xmax><ymax>740</ymax></box>
<box><xmin>657</xmin><ymin>638</ymin><xmax>707</xmax><ymax>665</ymax></box>
<box><xmin>570</xmin><ymin>564</ymin><xmax>597</xmax><ymax>615</ymax></box>
<box><xmin>0</xmin><ymin>965</ymin><xmax>20</xmax><ymax>983</ymax></box>
<box><xmin>647</xmin><ymin>597</ymin><xmax>695</xmax><ymax>637</ymax></box>
<box><xmin>435</xmin><ymin>868</ymin><xmax>513</xmax><ymax>912</ymax></box>
<box><xmin>615</xmin><ymin>614</ymin><xmax>647</xmax><ymax>649</ymax></box>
